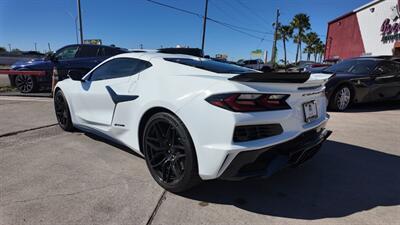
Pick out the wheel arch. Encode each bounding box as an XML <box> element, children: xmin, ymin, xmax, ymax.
<box><xmin>138</xmin><ymin>106</ymin><xmax>177</xmax><ymax>154</ymax></box>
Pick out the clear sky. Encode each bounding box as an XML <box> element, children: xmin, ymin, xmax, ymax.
<box><xmin>0</xmin><ymin>0</ymin><xmax>371</xmax><ymax>62</ymax></box>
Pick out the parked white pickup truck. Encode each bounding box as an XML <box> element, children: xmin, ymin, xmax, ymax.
<box><xmin>238</xmin><ymin>59</ymin><xmax>273</xmax><ymax>72</ymax></box>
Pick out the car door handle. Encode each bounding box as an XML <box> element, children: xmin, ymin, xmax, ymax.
<box><xmin>105</xmin><ymin>86</ymin><xmax>139</xmax><ymax>104</ymax></box>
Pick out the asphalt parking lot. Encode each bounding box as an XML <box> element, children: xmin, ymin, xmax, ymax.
<box><xmin>0</xmin><ymin>96</ymin><xmax>399</xmax><ymax>225</ymax></box>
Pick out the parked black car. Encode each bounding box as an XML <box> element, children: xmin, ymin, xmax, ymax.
<box><xmin>324</xmin><ymin>57</ymin><xmax>400</xmax><ymax>111</ymax></box>
<box><xmin>9</xmin><ymin>44</ymin><xmax>127</xmax><ymax>93</ymax></box>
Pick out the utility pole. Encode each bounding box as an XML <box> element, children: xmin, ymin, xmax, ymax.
<box><xmin>201</xmin><ymin>0</ymin><xmax>209</xmax><ymax>55</ymax></box>
<box><xmin>77</xmin><ymin>0</ymin><xmax>84</xmax><ymax>44</ymax></box>
<box><xmin>271</xmin><ymin>9</ymin><xmax>280</xmax><ymax>68</ymax></box>
<box><xmin>75</xmin><ymin>17</ymin><xmax>79</xmax><ymax>44</ymax></box>
<box><xmin>34</xmin><ymin>42</ymin><xmax>37</xmax><ymax>51</ymax></box>
<box><xmin>8</xmin><ymin>44</ymin><xmax>11</xmax><ymax>52</ymax></box>
<box><xmin>48</xmin><ymin>43</ymin><xmax>51</xmax><ymax>52</ymax></box>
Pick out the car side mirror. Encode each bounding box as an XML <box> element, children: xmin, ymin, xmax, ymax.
<box><xmin>67</xmin><ymin>70</ymin><xmax>85</xmax><ymax>81</ymax></box>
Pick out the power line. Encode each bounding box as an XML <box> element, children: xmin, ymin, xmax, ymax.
<box><xmin>209</xmin><ymin>0</ymin><xmax>244</xmax><ymax>25</ymax></box>
<box><xmin>209</xmin><ymin>17</ymin><xmax>273</xmax><ymax>35</ymax></box>
<box><xmin>209</xmin><ymin>0</ymin><xmax>271</xmax><ymax>34</ymax></box>
<box><xmin>147</xmin><ymin>0</ymin><xmax>203</xmax><ymax>18</ymax></box>
<box><xmin>233</xmin><ymin>0</ymin><xmax>271</xmax><ymax>26</ymax></box>
<box><xmin>207</xmin><ymin>18</ymin><xmax>269</xmax><ymax>40</ymax></box>
<box><xmin>146</xmin><ymin>0</ymin><xmax>273</xmax><ymax>40</ymax></box>
<box><xmin>220</xmin><ymin>0</ymin><xmax>269</xmax><ymax>30</ymax></box>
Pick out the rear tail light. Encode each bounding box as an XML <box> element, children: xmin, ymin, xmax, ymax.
<box><xmin>206</xmin><ymin>93</ymin><xmax>290</xmax><ymax>112</ymax></box>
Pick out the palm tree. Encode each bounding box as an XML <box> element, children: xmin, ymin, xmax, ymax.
<box><xmin>315</xmin><ymin>42</ymin><xmax>326</xmax><ymax>62</ymax></box>
<box><xmin>304</xmin><ymin>32</ymin><xmax>319</xmax><ymax>61</ymax></box>
<box><xmin>277</xmin><ymin>25</ymin><xmax>293</xmax><ymax>70</ymax></box>
<box><xmin>291</xmin><ymin>13</ymin><xmax>311</xmax><ymax>63</ymax></box>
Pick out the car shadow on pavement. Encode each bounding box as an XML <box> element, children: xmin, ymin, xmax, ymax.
<box><xmin>83</xmin><ymin>132</ymin><xmax>143</xmax><ymax>158</ymax></box>
<box><xmin>180</xmin><ymin>140</ymin><xmax>400</xmax><ymax>219</ymax></box>
<box><xmin>341</xmin><ymin>100</ymin><xmax>400</xmax><ymax>113</ymax></box>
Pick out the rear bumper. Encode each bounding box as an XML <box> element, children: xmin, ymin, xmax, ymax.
<box><xmin>219</xmin><ymin>126</ymin><xmax>332</xmax><ymax>180</ymax></box>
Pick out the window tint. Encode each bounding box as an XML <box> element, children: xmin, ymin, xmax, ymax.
<box><xmin>324</xmin><ymin>59</ymin><xmax>379</xmax><ymax>74</ymax></box>
<box><xmin>55</xmin><ymin>46</ymin><xmax>79</xmax><ymax>60</ymax></box>
<box><xmin>76</xmin><ymin>45</ymin><xmax>99</xmax><ymax>58</ymax></box>
<box><xmin>243</xmin><ymin>60</ymin><xmax>259</xmax><ymax>65</ymax></box>
<box><xmin>89</xmin><ymin>58</ymin><xmax>152</xmax><ymax>81</ymax></box>
<box><xmin>165</xmin><ymin>58</ymin><xmax>253</xmax><ymax>74</ymax></box>
<box><xmin>104</xmin><ymin>47</ymin><xmax>125</xmax><ymax>56</ymax></box>
<box><xmin>374</xmin><ymin>62</ymin><xmax>399</xmax><ymax>75</ymax></box>
<box><xmin>97</xmin><ymin>47</ymin><xmax>106</xmax><ymax>57</ymax></box>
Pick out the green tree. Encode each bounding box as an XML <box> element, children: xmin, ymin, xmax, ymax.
<box><xmin>291</xmin><ymin>13</ymin><xmax>311</xmax><ymax>63</ymax></box>
<box><xmin>277</xmin><ymin>25</ymin><xmax>293</xmax><ymax>70</ymax></box>
<box><xmin>0</xmin><ymin>47</ymin><xmax>6</xmax><ymax>53</ymax></box>
<box><xmin>315</xmin><ymin>41</ymin><xmax>325</xmax><ymax>62</ymax></box>
<box><xmin>11</xmin><ymin>48</ymin><xmax>22</xmax><ymax>54</ymax></box>
<box><xmin>303</xmin><ymin>32</ymin><xmax>319</xmax><ymax>61</ymax></box>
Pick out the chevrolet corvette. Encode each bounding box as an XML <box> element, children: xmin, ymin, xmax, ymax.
<box><xmin>324</xmin><ymin>57</ymin><xmax>400</xmax><ymax>111</ymax></box>
<box><xmin>54</xmin><ymin>52</ymin><xmax>332</xmax><ymax>192</ymax></box>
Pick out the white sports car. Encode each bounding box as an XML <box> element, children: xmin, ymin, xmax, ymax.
<box><xmin>54</xmin><ymin>51</ymin><xmax>332</xmax><ymax>192</ymax></box>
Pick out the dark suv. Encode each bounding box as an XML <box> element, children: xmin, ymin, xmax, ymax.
<box><xmin>9</xmin><ymin>44</ymin><xmax>127</xmax><ymax>93</ymax></box>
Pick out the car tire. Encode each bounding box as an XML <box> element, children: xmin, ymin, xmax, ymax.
<box><xmin>54</xmin><ymin>90</ymin><xmax>74</xmax><ymax>131</ymax></box>
<box><xmin>15</xmin><ymin>75</ymin><xmax>38</xmax><ymax>93</ymax></box>
<box><xmin>142</xmin><ymin>112</ymin><xmax>201</xmax><ymax>193</ymax></box>
<box><xmin>329</xmin><ymin>85</ymin><xmax>352</xmax><ymax>111</ymax></box>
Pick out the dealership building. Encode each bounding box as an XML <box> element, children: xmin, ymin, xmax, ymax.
<box><xmin>325</xmin><ymin>0</ymin><xmax>400</xmax><ymax>60</ymax></box>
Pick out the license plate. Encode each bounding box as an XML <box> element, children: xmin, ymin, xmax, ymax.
<box><xmin>303</xmin><ymin>101</ymin><xmax>318</xmax><ymax>123</ymax></box>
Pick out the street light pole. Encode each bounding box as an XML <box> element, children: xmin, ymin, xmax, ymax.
<box><xmin>77</xmin><ymin>0</ymin><xmax>84</xmax><ymax>44</ymax></box>
<box><xmin>34</xmin><ymin>42</ymin><xmax>37</xmax><ymax>51</ymax></box>
<box><xmin>201</xmin><ymin>0</ymin><xmax>209</xmax><ymax>55</ymax></box>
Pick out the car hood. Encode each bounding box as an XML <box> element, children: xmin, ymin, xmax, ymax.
<box><xmin>11</xmin><ymin>57</ymin><xmax>52</xmax><ymax>70</ymax></box>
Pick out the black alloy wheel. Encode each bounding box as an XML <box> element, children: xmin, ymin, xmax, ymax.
<box><xmin>15</xmin><ymin>75</ymin><xmax>37</xmax><ymax>93</ymax></box>
<box><xmin>54</xmin><ymin>90</ymin><xmax>74</xmax><ymax>131</ymax></box>
<box><xmin>143</xmin><ymin>112</ymin><xmax>200</xmax><ymax>192</ymax></box>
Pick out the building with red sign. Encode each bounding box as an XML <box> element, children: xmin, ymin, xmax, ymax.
<box><xmin>325</xmin><ymin>0</ymin><xmax>400</xmax><ymax>60</ymax></box>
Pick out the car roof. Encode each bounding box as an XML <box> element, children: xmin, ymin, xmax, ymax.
<box><xmin>114</xmin><ymin>52</ymin><xmax>200</xmax><ymax>62</ymax></box>
<box><xmin>61</xmin><ymin>44</ymin><xmax>127</xmax><ymax>51</ymax></box>
<box><xmin>347</xmin><ymin>57</ymin><xmax>385</xmax><ymax>61</ymax></box>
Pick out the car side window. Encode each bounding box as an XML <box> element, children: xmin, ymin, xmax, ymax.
<box><xmin>374</xmin><ymin>62</ymin><xmax>397</xmax><ymax>75</ymax></box>
<box><xmin>104</xmin><ymin>47</ymin><xmax>125</xmax><ymax>56</ymax></box>
<box><xmin>89</xmin><ymin>58</ymin><xmax>152</xmax><ymax>81</ymax></box>
<box><xmin>55</xmin><ymin>46</ymin><xmax>79</xmax><ymax>60</ymax></box>
<box><xmin>76</xmin><ymin>45</ymin><xmax>99</xmax><ymax>58</ymax></box>
<box><xmin>97</xmin><ymin>47</ymin><xmax>106</xmax><ymax>57</ymax></box>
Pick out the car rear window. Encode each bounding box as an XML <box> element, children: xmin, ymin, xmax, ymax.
<box><xmin>164</xmin><ymin>58</ymin><xmax>252</xmax><ymax>74</ymax></box>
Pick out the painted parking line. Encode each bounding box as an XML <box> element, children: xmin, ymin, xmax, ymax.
<box><xmin>0</xmin><ymin>96</ymin><xmax>53</xmax><ymax>102</ymax></box>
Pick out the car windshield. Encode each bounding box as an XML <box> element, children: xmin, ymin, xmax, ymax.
<box><xmin>324</xmin><ymin>59</ymin><xmax>379</xmax><ymax>74</ymax></box>
<box><xmin>164</xmin><ymin>58</ymin><xmax>253</xmax><ymax>74</ymax></box>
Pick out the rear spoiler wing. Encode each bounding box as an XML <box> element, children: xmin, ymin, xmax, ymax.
<box><xmin>229</xmin><ymin>72</ymin><xmax>333</xmax><ymax>84</ymax></box>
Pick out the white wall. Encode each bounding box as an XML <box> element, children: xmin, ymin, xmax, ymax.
<box><xmin>357</xmin><ymin>0</ymin><xmax>397</xmax><ymax>55</ymax></box>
